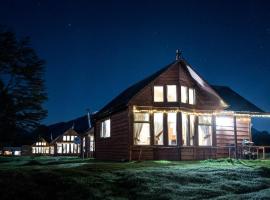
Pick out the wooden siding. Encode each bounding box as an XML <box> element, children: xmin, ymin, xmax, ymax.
<box><xmin>95</xmin><ymin>110</ymin><xmax>129</xmax><ymax>160</ymax></box>
<box><xmin>129</xmin><ymin>62</ymin><xmax>225</xmax><ymax>110</ymax></box>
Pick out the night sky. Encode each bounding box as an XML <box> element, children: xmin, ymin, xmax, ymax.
<box><xmin>1</xmin><ymin>0</ymin><xmax>269</xmax><ymax>131</ymax></box>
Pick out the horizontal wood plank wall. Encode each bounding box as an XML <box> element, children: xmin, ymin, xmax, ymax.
<box><xmin>95</xmin><ymin>110</ymin><xmax>129</xmax><ymax>161</ymax></box>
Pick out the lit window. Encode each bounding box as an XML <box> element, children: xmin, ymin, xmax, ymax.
<box><xmin>167</xmin><ymin>85</ymin><xmax>177</xmax><ymax>102</ymax></box>
<box><xmin>168</xmin><ymin>112</ymin><xmax>177</xmax><ymax>145</ymax></box>
<box><xmin>181</xmin><ymin>86</ymin><xmax>188</xmax><ymax>103</ymax></box>
<box><xmin>71</xmin><ymin>136</ymin><xmax>75</xmax><ymax>141</ymax></box>
<box><xmin>198</xmin><ymin>116</ymin><xmax>212</xmax><ymax>146</ymax></box>
<box><xmin>134</xmin><ymin>113</ymin><xmax>150</xmax><ymax>145</ymax></box>
<box><xmin>100</xmin><ymin>119</ymin><xmax>111</xmax><ymax>138</ymax></box>
<box><xmin>154</xmin><ymin>86</ymin><xmax>164</xmax><ymax>102</ymax></box>
<box><xmin>57</xmin><ymin>144</ymin><xmax>62</xmax><ymax>154</ymax></box>
<box><xmin>189</xmin><ymin>88</ymin><xmax>195</xmax><ymax>105</ymax></box>
<box><xmin>154</xmin><ymin>113</ymin><xmax>163</xmax><ymax>145</ymax></box>
<box><xmin>182</xmin><ymin>113</ymin><xmax>188</xmax><ymax>146</ymax></box>
<box><xmin>67</xmin><ymin>135</ymin><xmax>70</xmax><ymax>141</ymax></box>
<box><xmin>189</xmin><ymin>115</ymin><xmax>195</xmax><ymax>146</ymax></box>
<box><xmin>63</xmin><ymin>136</ymin><xmax>67</xmax><ymax>141</ymax></box>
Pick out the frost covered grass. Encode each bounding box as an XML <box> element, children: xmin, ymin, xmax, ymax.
<box><xmin>0</xmin><ymin>157</ymin><xmax>270</xmax><ymax>199</ymax></box>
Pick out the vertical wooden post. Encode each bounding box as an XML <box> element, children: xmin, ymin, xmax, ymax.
<box><xmin>233</xmin><ymin>116</ymin><xmax>238</xmax><ymax>159</ymax></box>
<box><xmin>150</xmin><ymin>113</ymin><xmax>154</xmax><ymax>146</ymax></box>
<box><xmin>164</xmin><ymin>113</ymin><xmax>168</xmax><ymax>146</ymax></box>
<box><xmin>194</xmin><ymin>116</ymin><xmax>199</xmax><ymax>160</ymax></box>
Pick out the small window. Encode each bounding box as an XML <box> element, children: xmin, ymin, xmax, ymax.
<box><xmin>134</xmin><ymin>113</ymin><xmax>150</xmax><ymax>145</ymax></box>
<box><xmin>167</xmin><ymin>85</ymin><xmax>177</xmax><ymax>102</ymax></box>
<box><xmin>100</xmin><ymin>119</ymin><xmax>111</xmax><ymax>138</ymax></box>
<box><xmin>181</xmin><ymin>86</ymin><xmax>188</xmax><ymax>103</ymax></box>
<box><xmin>154</xmin><ymin>86</ymin><xmax>164</xmax><ymax>102</ymax></box>
<box><xmin>189</xmin><ymin>88</ymin><xmax>195</xmax><ymax>105</ymax></box>
<box><xmin>198</xmin><ymin>116</ymin><xmax>212</xmax><ymax>146</ymax></box>
<box><xmin>168</xmin><ymin>112</ymin><xmax>177</xmax><ymax>145</ymax></box>
<box><xmin>63</xmin><ymin>136</ymin><xmax>67</xmax><ymax>141</ymax></box>
<box><xmin>70</xmin><ymin>136</ymin><xmax>75</xmax><ymax>141</ymax></box>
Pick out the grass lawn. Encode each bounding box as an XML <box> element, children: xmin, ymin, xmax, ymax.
<box><xmin>0</xmin><ymin>157</ymin><xmax>270</xmax><ymax>200</ymax></box>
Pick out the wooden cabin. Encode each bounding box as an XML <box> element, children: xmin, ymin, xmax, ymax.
<box><xmin>51</xmin><ymin>129</ymin><xmax>81</xmax><ymax>156</ymax></box>
<box><xmin>91</xmin><ymin>53</ymin><xmax>269</xmax><ymax>161</ymax></box>
<box><xmin>32</xmin><ymin>137</ymin><xmax>51</xmax><ymax>155</ymax></box>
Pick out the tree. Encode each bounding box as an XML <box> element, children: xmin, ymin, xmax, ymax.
<box><xmin>0</xmin><ymin>28</ymin><xmax>47</xmax><ymax>146</ymax></box>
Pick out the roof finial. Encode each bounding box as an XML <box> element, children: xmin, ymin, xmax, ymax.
<box><xmin>176</xmin><ymin>49</ymin><xmax>181</xmax><ymax>61</ymax></box>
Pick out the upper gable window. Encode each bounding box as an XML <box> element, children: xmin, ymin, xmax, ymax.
<box><xmin>189</xmin><ymin>88</ymin><xmax>196</xmax><ymax>105</ymax></box>
<box><xmin>181</xmin><ymin>86</ymin><xmax>188</xmax><ymax>103</ymax></box>
<box><xmin>100</xmin><ymin>119</ymin><xmax>111</xmax><ymax>138</ymax></box>
<box><xmin>154</xmin><ymin>86</ymin><xmax>164</xmax><ymax>102</ymax></box>
<box><xmin>167</xmin><ymin>85</ymin><xmax>177</xmax><ymax>102</ymax></box>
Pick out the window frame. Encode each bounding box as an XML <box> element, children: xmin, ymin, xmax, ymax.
<box><xmin>167</xmin><ymin>112</ymin><xmax>177</xmax><ymax>146</ymax></box>
<box><xmin>100</xmin><ymin>118</ymin><xmax>111</xmax><ymax>138</ymax></box>
<box><xmin>133</xmin><ymin>112</ymin><xmax>151</xmax><ymax>145</ymax></box>
<box><xmin>181</xmin><ymin>86</ymin><xmax>188</xmax><ymax>103</ymax></box>
<box><xmin>166</xmin><ymin>85</ymin><xmax>178</xmax><ymax>102</ymax></box>
<box><xmin>188</xmin><ymin>88</ymin><xmax>196</xmax><ymax>105</ymax></box>
<box><xmin>198</xmin><ymin>115</ymin><xmax>212</xmax><ymax>146</ymax></box>
<box><xmin>153</xmin><ymin>112</ymin><xmax>164</xmax><ymax>145</ymax></box>
<box><xmin>153</xmin><ymin>86</ymin><xmax>164</xmax><ymax>102</ymax></box>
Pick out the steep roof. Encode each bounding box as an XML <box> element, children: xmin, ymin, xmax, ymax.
<box><xmin>93</xmin><ymin>59</ymin><xmax>264</xmax><ymax>119</ymax></box>
<box><xmin>93</xmin><ymin>61</ymin><xmax>175</xmax><ymax>119</ymax></box>
<box><xmin>211</xmin><ymin>85</ymin><xmax>264</xmax><ymax>113</ymax></box>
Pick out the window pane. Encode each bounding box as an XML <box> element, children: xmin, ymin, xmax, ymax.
<box><xmin>189</xmin><ymin>88</ymin><xmax>195</xmax><ymax>105</ymax></box>
<box><xmin>67</xmin><ymin>135</ymin><xmax>70</xmax><ymax>141</ymax></box>
<box><xmin>134</xmin><ymin>123</ymin><xmax>150</xmax><ymax>145</ymax></box>
<box><xmin>134</xmin><ymin>113</ymin><xmax>149</xmax><ymax>122</ymax></box>
<box><xmin>167</xmin><ymin>85</ymin><xmax>177</xmax><ymax>102</ymax></box>
<box><xmin>168</xmin><ymin>113</ymin><xmax>177</xmax><ymax>145</ymax></box>
<box><xmin>154</xmin><ymin>113</ymin><xmax>163</xmax><ymax>145</ymax></box>
<box><xmin>63</xmin><ymin>136</ymin><xmax>67</xmax><ymax>141</ymax></box>
<box><xmin>181</xmin><ymin>86</ymin><xmax>188</xmax><ymax>103</ymax></box>
<box><xmin>216</xmin><ymin>116</ymin><xmax>234</xmax><ymax>126</ymax></box>
<box><xmin>154</xmin><ymin>86</ymin><xmax>164</xmax><ymax>102</ymax></box>
<box><xmin>57</xmin><ymin>144</ymin><xmax>62</xmax><ymax>154</ymax></box>
<box><xmin>100</xmin><ymin>119</ymin><xmax>111</xmax><ymax>138</ymax></box>
<box><xmin>189</xmin><ymin>115</ymin><xmax>195</xmax><ymax>146</ymax></box>
<box><xmin>198</xmin><ymin>125</ymin><xmax>212</xmax><ymax>146</ymax></box>
<box><xmin>198</xmin><ymin>116</ymin><xmax>212</xmax><ymax>125</ymax></box>
<box><xmin>71</xmin><ymin>136</ymin><xmax>75</xmax><ymax>141</ymax></box>
<box><xmin>182</xmin><ymin>113</ymin><xmax>188</xmax><ymax>146</ymax></box>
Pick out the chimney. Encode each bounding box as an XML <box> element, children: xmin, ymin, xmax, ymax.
<box><xmin>176</xmin><ymin>49</ymin><xmax>181</xmax><ymax>61</ymax></box>
<box><xmin>86</xmin><ymin>108</ymin><xmax>91</xmax><ymax>129</ymax></box>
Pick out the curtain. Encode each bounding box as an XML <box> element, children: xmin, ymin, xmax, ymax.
<box><xmin>134</xmin><ymin>123</ymin><xmax>143</xmax><ymax>145</ymax></box>
<box><xmin>154</xmin><ymin>113</ymin><xmax>163</xmax><ymax>145</ymax></box>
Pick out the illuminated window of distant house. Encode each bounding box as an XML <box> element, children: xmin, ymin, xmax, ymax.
<box><xmin>181</xmin><ymin>86</ymin><xmax>188</xmax><ymax>103</ymax></box>
<box><xmin>167</xmin><ymin>85</ymin><xmax>177</xmax><ymax>102</ymax></box>
<box><xmin>182</xmin><ymin>113</ymin><xmax>188</xmax><ymax>146</ymax></box>
<box><xmin>198</xmin><ymin>116</ymin><xmax>212</xmax><ymax>146</ymax></box>
<box><xmin>134</xmin><ymin>113</ymin><xmax>150</xmax><ymax>145</ymax></box>
<box><xmin>168</xmin><ymin>112</ymin><xmax>177</xmax><ymax>145</ymax></box>
<box><xmin>100</xmin><ymin>119</ymin><xmax>111</xmax><ymax>138</ymax></box>
<box><xmin>154</xmin><ymin>86</ymin><xmax>164</xmax><ymax>102</ymax></box>
<box><xmin>71</xmin><ymin>136</ymin><xmax>75</xmax><ymax>141</ymax></box>
<box><xmin>63</xmin><ymin>136</ymin><xmax>67</xmax><ymax>141</ymax></box>
<box><xmin>189</xmin><ymin>88</ymin><xmax>195</xmax><ymax>105</ymax></box>
<box><xmin>154</xmin><ymin>113</ymin><xmax>163</xmax><ymax>145</ymax></box>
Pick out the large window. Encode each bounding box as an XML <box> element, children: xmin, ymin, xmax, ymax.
<box><xmin>134</xmin><ymin>113</ymin><xmax>150</xmax><ymax>145</ymax></box>
<box><xmin>100</xmin><ymin>119</ymin><xmax>111</xmax><ymax>138</ymax></box>
<box><xmin>189</xmin><ymin>88</ymin><xmax>196</xmax><ymax>105</ymax></box>
<box><xmin>181</xmin><ymin>86</ymin><xmax>188</xmax><ymax>103</ymax></box>
<box><xmin>154</xmin><ymin>86</ymin><xmax>164</xmax><ymax>102</ymax></box>
<box><xmin>189</xmin><ymin>115</ymin><xmax>196</xmax><ymax>146</ymax></box>
<box><xmin>198</xmin><ymin>116</ymin><xmax>212</xmax><ymax>146</ymax></box>
<box><xmin>167</xmin><ymin>85</ymin><xmax>177</xmax><ymax>102</ymax></box>
<box><xmin>182</xmin><ymin>113</ymin><xmax>188</xmax><ymax>146</ymax></box>
<box><xmin>154</xmin><ymin>113</ymin><xmax>163</xmax><ymax>145</ymax></box>
<box><xmin>168</xmin><ymin>113</ymin><xmax>177</xmax><ymax>145</ymax></box>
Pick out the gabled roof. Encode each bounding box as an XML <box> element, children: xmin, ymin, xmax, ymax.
<box><xmin>93</xmin><ymin>61</ymin><xmax>175</xmax><ymax>119</ymax></box>
<box><xmin>211</xmin><ymin>85</ymin><xmax>264</xmax><ymax>113</ymax></box>
<box><xmin>93</xmin><ymin>59</ymin><xmax>265</xmax><ymax>119</ymax></box>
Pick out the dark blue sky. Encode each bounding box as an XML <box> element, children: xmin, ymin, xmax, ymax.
<box><xmin>1</xmin><ymin>0</ymin><xmax>270</xmax><ymax>131</ymax></box>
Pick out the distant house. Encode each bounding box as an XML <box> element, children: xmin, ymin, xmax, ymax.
<box><xmin>50</xmin><ymin>129</ymin><xmax>81</xmax><ymax>156</ymax></box>
<box><xmin>91</xmin><ymin>52</ymin><xmax>269</xmax><ymax>161</ymax></box>
<box><xmin>32</xmin><ymin>137</ymin><xmax>52</xmax><ymax>155</ymax></box>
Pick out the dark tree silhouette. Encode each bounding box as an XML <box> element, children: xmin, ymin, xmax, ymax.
<box><xmin>0</xmin><ymin>28</ymin><xmax>47</xmax><ymax>146</ymax></box>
